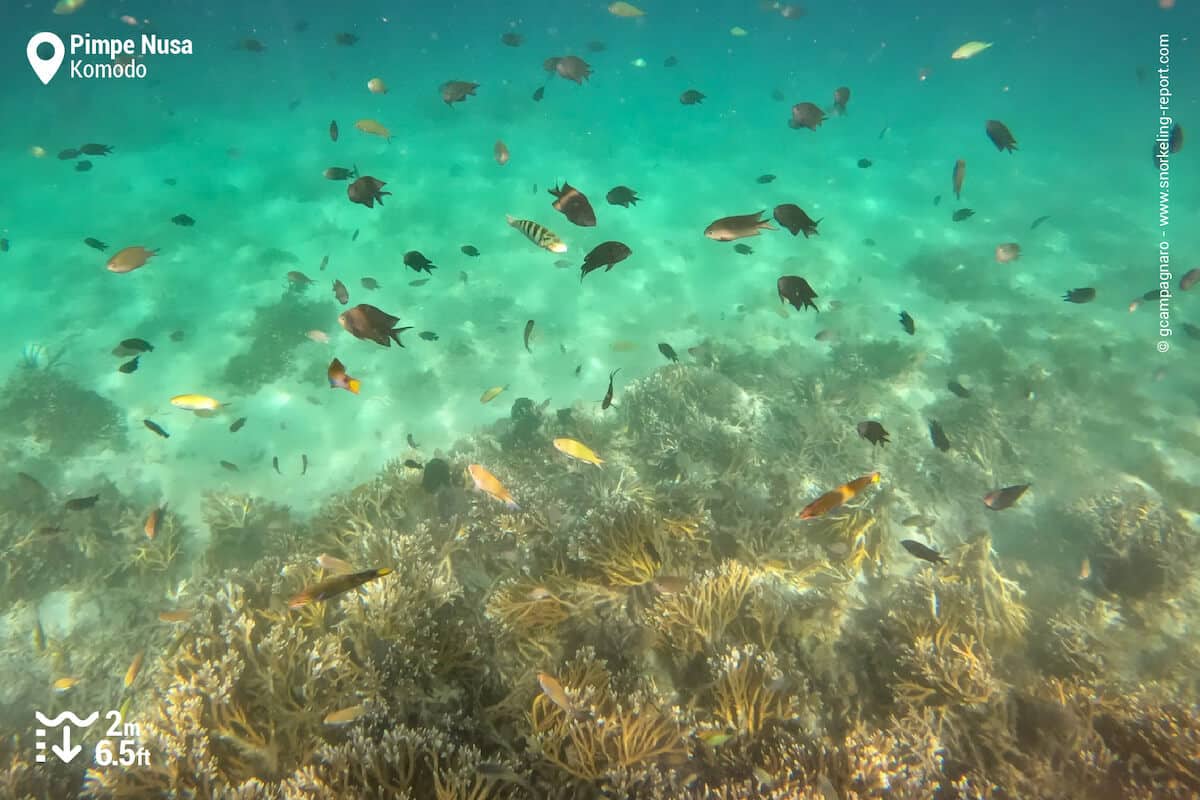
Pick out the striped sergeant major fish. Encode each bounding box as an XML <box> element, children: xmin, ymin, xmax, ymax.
<box><xmin>506</xmin><ymin>215</ymin><xmax>567</xmax><ymax>253</ymax></box>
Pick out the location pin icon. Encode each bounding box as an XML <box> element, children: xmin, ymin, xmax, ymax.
<box><xmin>27</xmin><ymin>32</ymin><xmax>66</xmax><ymax>85</ymax></box>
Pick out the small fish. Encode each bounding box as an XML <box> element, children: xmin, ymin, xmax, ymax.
<box><xmin>501</xmin><ymin>32</ymin><xmax>524</xmax><ymax>47</ymax></box>
<box><xmin>933</xmin><ymin>195</ymin><xmax>942</xmax><ymax>206</ymax></box>
<box><xmin>118</xmin><ymin>357</ymin><xmax>139</xmax><ymax>374</ymax></box>
<box><xmin>361</xmin><ymin>277</ymin><xmax>381</xmax><ymax>290</ymax></box>
<box><xmin>985</xmin><ymin>120</ymin><xmax>1018</xmax><ymax>153</ymax></box>
<box><xmin>83</xmin><ymin>237</ymin><xmax>107</xmax><ymax>251</ymax></box>
<box><xmin>124</xmin><ymin>650</ymin><xmax>145</xmax><ymax>688</ymax></box>
<box><xmin>75</xmin><ymin>160</ymin><xmax>93</xmax><ymax>172</ymax></box>
<box><xmin>58</xmin><ymin>148</ymin><xmax>80</xmax><ymax>159</ymax></box>
<box><xmin>983</xmin><ymin>484</ymin><xmax>1030</xmax><ymax>511</ymax></box>
<box><xmin>467</xmin><ymin>464</ymin><xmax>520</xmax><ymax>509</ymax></box>
<box><xmin>507</xmin><ymin>215</ymin><xmax>567</xmax><ymax>253</ymax></box>
<box><xmin>144</xmin><ymin>503</ymin><xmax>166</xmax><ymax>540</ymax></box>
<box><xmin>480</xmin><ymin>385</ymin><xmax>509</xmax><ymax>404</ymax></box>
<box><xmin>403</xmin><ymin>459</ymin><xmax>423</xmax><ymax>469</ymax></box>
<box><xmin>857</xmin><ymin>158</ymin><xmax>872</xmax><ymax>168</ymax></box>
<box><xmin>219</xmin><ymin>460</ymin><xmax>239</xmax><ymax>472</ymax></box>
<box><xmin>789</xmin><ymin>102</ymin><xmax>826</xmax><ymax>131</ymax></box>
<box><xmin>324</xmin><ymin>705</ymin><xmax>367</xmax><ymax>725</ymax></box>
<box><xmin>952</xmin><ymin>159</ymin><xmax>966</xmax><ymax>199</ymax></box>
<box><xmin>831</xmin><ymin>85</ymin><xmax>851</xmax><ymax>114</ymax></box>
<box><xmin>171</xmin><ymin>394</ymin><xmax>221</xmax><ymax>412</ymax></box>
<box><xmin>609</xmin><ymin>1</ymin><xmax>645</xmax><ymax>16</ymax></box>
<box><xmin>798</xmin><ymin>473</ymin><xmax>881</xmax><ymax>520</ymax></box>
<box><xmin>33</xmin><ymin>615</ymin><xmax>46</xmax><ymax>653</ymax></box>
<box><xmin>900</xmin><ymin>539</ymin><xmax>946</xmax><ymax>565</ymax></box>
<box><xmin>524</xmin><ymin>320</ymin><xmax>535</xmax><ymax>352</ymax></box>
<box><xmin>952</xmin><ymin>208</ymin><xmax>974</xmax><ymax>222</ymax></box>
<box><xmin>928</xmin><ymin>420</ymin><xmax>951</xmax><ymax>451</ymax></box>
<box><xmin>899</xmin><ymin>311</ymin><xmax>916</xmax><ymax>335</ymax></box>
<box><xmin>581</xmin><ymin>241</ymin><xmax>632</xmax><ymax>280</ymax></box>
<box><xmin>995</xmin><ymin>243</ymin><xmax>1021</xmax><ymax>263</ymax></box>
<box><xmin>902</xmin><ymin>514</ymin><xmax>937</xmax><ymax>528</ymax></box>
<box><xmin>403</xmin><ymin>250</ymin><xmax>438</xmax><ymax>274</ymax></box>
<box><xmin>319</xmin><ymin>254</ymin><xmax>329</xmax><ymax>271</ymax></box>
<box><xmin>301</xmin><ymin>454</ymin><xmax>309</xmax><ymax>475</ymax></box>
<box><xmin>65</xmin><ymin>495</ymin><xmax>99</xmax><ymax>511</ymax></box>
<box><xmin>289</xmin><ymin>567</ymin><xmax>393</xmax><ymax>608</ymax></box>
<box><xmin>951</xmin><ymin>41</ymin><xmax>993</xmax><ymax>60</ymax></box>
<box><xmin>407</xmin><ymin>434</ymin><xmax>420</xmax><ymax>448</ymax></box>
<box><xmin>367</xmin><ymin>77</ymin><xmax>387</xmax><ymax>94</ymax></box>
<box><xmin>333</xmin><ymin>279</ymin><xmax>349</xmax><ymax>305</ymax></box>
<box><xmin>773</xmin><ymin>204</ymin><xmax>820</xmax><ymax>238</ymax></box>
<box><xmin>1063</xmin><ymin>288</ymin><xmax>1096</xmax><ymax>304</ymax></box>
<box><xmin>272</xmin><ymin>456</ymin><xmax>281</xmax><ymax>474</ymax></box>
<box><xmin>532</xmin><ymin>86</ymin><xmax>545</xmax><ymax>102</ymax></box>
<box><xmin>143</xmin><ymin>419</ymin><xmax>170</xmax><ymax>438</ymax></box>
<box><xmin>323</xmin><ymin>166</ymin><xmax>358</xmax><ymax>181</ymax></box>
<box><xmin>354</xmin><ymin>119</ymin><xmax>391</xmax><ymax>142</ymax></box>
<box><xmin>705</xmin><ymin>211</ymin><xmax>776</xmax><ymax>241</ymax></box>
<box><xmin>158</xmin><ymin>609</ymin><xmax>193</xmax><ymax>623</ymax></box>
<box><xmin>1079</xmin><ymin>557</ymin><xmax>1091</xmax><ymax>581</ymax></box>
<box><xmin>777</xmin><ymin>276</ymin><xmax>819</xmax><ymax>312</ymax></box>
<box><xmin>0</xmin><ymin>238</ymin><xmax>8</xmax><ymax>252</ymax></box>
<box><xmin>658</xmin><ymin>342</ymin><xmax>679</xmax><ymax>362</ymax></box>
<box><xmin>410</xmin><ymin>279</ymin><xmax>429</xmax><ymax>287</ymax></box>
<box><xmin>606</xmin><ymin>186</ymin><xmax>639</xmax><ymax>208</ymax></box>
<box><xmin>334</xmin><ymin>32</ymin><xmax>359</xmax><ymax>46</ymax></box>
<box><xmin>418</xmin><ymin>331</ymin><xmax>439</xmax><ymax>341</ymax></box>
<box><xmin>734</xmin><ymin>243</ymin><xmax>753</xmax><ymax>255</ymax></box>
<box><xmin>351</xmin><ymin>229</ymin><xmax>360</xmax><ymax>242</ymax></box>
<box><xmin>329</xmin><ymin>120</ymin><xmax>339</xmax><ymax>142</ymax></box>
<box><xmin>107</xmin><ymin>246</ymin><xmax>159</xmax><ymax>274</ymax></box>
<box><xmin>461</xmin><ymin>245</ymin><xmax>481</xmax><ymax>257</ymax></box>
<box><xmin>121</xmin><ymin>338</ymin><xmax>154</xmax><ymax>353</ymax></box>
<box><xmin>306</xmin><ymin>330</ymin><xmax>330</xmax><ymax>344</ymax></box>
<box><xmin>171</xmin><ymin>214</ymin><xmax>195</xmax><ymax>226</ymax></box>
<box><xmin>1030</xmin><ymin>215</ymin><xmax>1051</xmax><ymax>230</ymax></box>
<box><xmin>553</xmin><ymin>437</ymin><xmax>603</xmax><ymax>466</ymax></box>
<box><xmin>1178</xmin><ymin>268</ymin><xmax>1200</xmax><ymax>291</ymax></box>
<box><xmin>947</xmin><ymin>381</ymin><xmax>970</xmax><ymax>398</ymax></box>
<box><xmin>665</xmin><ymin>55</ymin><xmax>679</xmax><ymax>67</ymax></box>
<box><xmin>328</xmin><ymin>358</ymin><xmax>361</xmax><ymax>393</ymax></box>
<box><xmin>169</xmin><ymin>330</ymin><xmax>184</xmax><ymax>342</ymax></box>
<box><xmin>53</xmin><ymin>677</ymin><xmax>80</xmax><ymax>693</ymax></box>
<box><xmin>536</xmin><ymin>672</ymin><xmax>573</xmax><ymax>713</ymax></box>
<box><xmin>574</xmin><ymin>364</ymin><xmax>582</xmax><ymax>376</ymax></box>
<box><xmin>602</xmin><ymin>368</ymin><xmax>619</xmax><ymax>409</ymax></box>
<box><xmin>857</xmin><ymin>421</ymin><xmax>889</xmax><ymax>446</ymax></box>
<box><xmin>338</xmin><ymin>304</ymin><xmax>412</xmax><ymax>348</ymax></box>
<box><xmin>440</xmin><ymin>80</ymin><xmax>479</xmax><ymax>106</ymax></box>
<box><xmin>549</xmin><ymin>183</ymin><xmax>597</xmax><ymax>227</ymax></box>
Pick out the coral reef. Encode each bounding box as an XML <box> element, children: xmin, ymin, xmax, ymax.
<box><xmin>0</xmin><ymin>366</ymin><xmax>125</xmax><ymax>458</ymax></box>
<box><xmin>219</xmin><ymin>292</ymin><xmax>329</xmax><ymax>393</ymax></box>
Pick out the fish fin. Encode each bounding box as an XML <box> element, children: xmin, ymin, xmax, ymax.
<box><xmin>389</xmin><ymin>326</ymin><xmax>413</xmax><ymax>347</ymax></box>
<box><xmin>347</xmin><ymin>378</ymin><xmax>361</xmax><ymax>394</ymax></box>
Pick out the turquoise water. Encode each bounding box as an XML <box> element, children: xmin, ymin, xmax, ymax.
<box><xmin>0</xmin><ymin>1</ymin><xmax>1198</xmax><ymax>797</ymax></box>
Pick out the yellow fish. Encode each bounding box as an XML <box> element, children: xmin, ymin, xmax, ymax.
<box><xmin>157</xmin><ymin>609</ymin><xmax>193</xmax><ymax>623</ymax></box>
<box><xmin>52</xmin><ymin>677</ymin><xmax>79</xmax><ymax>693</ymax></box>
<box><xmin>30</xmin><ymin>146</ymin><xmax>46</xmax><ymax>158</ymax></box>
<box><xmin>53</xmin><ymin>0</ymin><xmax>86</xmax><ymax>14</ymax></box>
<box><xmin>170</xmin><ymin>394</ymin><xmax>222</xmax><ymax>412</ymax></box>
<box><xmin>124</xmin><ymin>650</ymin><xmax>145</xmax><ymax>689</ymax></box>
<box><xmin>951</xmin><ymin>41</ymin><xmax>992</xmax><ymax>60</ymax></box>
<box><xmin>468</xmin><ymin>464</ymin><xmax>520</xmax><ymax>510</ymax></box>
<box><xmin>608</xmin><ymin>1</ymin><xmax>645</xmax><ymax>16</ymax></box>
<box><xmin>553</xmin><ymin>437</ymin><xmax>603</xmax><ymax>467</ymax></box>
<box><xmin>480</xmin><ymin>384</ymin><xmax>509</xmax><ymax>404</ymax></box>
<box><xmin>730</xmin><ymin>26</ymin><xmax>748</xmax><ymax>37</ymax></box>
<box><xmin>323</xmin><ymin>704</ymin><xmax>366</xmax><ymax>725</ymax></box>
<box><xmin>367</xmin><ymin>77</ymin><xmax>388</xmax><ymax>94</ymax></box>
<box><xmin>354</xmin><ymin>118</ymin><xmax>391</xmax><ymax>141</ymax></box>
<box><xmin>506</xmin><ymin>215</ymin><xmax>567</xmax><ymax>254</ymax></box>
<box><xmin>536</xmin><ymin>672</ymin><xmax>572</xmax><ymax>713</ymax></box>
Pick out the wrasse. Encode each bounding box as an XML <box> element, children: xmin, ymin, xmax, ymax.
<box><xmin>288</xmin><ymin>567</ymin><xmax>393</xmax><ymax>609</ymax></box>
<box><xmin>354</xmin><ymin>118</ymin><xmax>391</xmax><ymax>141</ymax></box>
<box><xmin>124</xmin><ymin>650</ymin><xmax>145</xmax><ymax>688</ymax></box>
<box><xmin>798</xmin><ymin>472</ymin><xmax>881</xmax><ymax>519</ymax></box>
<box><xmin>951</xmin><ymin>41</ymin><xmax>992</xmax><ymax>60</ymax></box>
<box><xmin>158</xmin><ymin>609</ymin><xmax>193</xmax><ymax>623</ymax></box>
<box><xmin>327</xmin><ymin>358</ymin><xmax>361</xmax><ymax>393</ymax></box>
<box><xmin>506</xmin><ymin>214</ymin><xmax>567</xmax><ymax>253</ymax></box>
<box><xmin>170</xmin><ymin>394</ymin><xmax>222</xmax><ymax>412</ymax></box>
<box><xmin>553</xmin><ymin>437</ymin><xmax>603</xmax><ymax>467</ymax></box>
<box><xmin>467</xmin><ymin>464</ymin><xmax>520</xmax><ymax>510</ymax></box>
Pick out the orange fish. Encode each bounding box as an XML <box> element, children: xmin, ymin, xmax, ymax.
<box><xmin>106</xmin><ymin>246</ymin><xmax>159</xmax><ymax>274</ymax></box>
<box><xmin>157</xmin><ymin>609</ymin><xmax>192</xmax><ymax>623</ymax></box>
<box><xmin>467</xmin><ymin>464</ymin><xmax>520</xmax><ymax>510</ymax></box>
<box><xmin>327</xmin><ymin>358</ymin><xmax>361</xmax><ymax>393</ymax></box>
<box><xmin>536</xmin><ymin>672</ymin><xmax>572</xmax><ymax>713</ymax></box>
<box><xmin>123</xmin><ymin>650</ymin><xmax>145</xmax><ymax>688</ymax></box>
<box><xmin>798</xmin><ymin>472</ymin><xmax>881</xmax><ymax>519</ymax></box>
<box><xmin>144</xmin><ymin>504</ymin><xmax>166</xmax><ymax>540</ymax></box>
<box><xmin>354</xmin><ymin>118</ymin><xmax>391</xmax><ymax>141</ymax></box>
<box><xmin>952</xmin><ymin>159</ymin><xmax>965</xmax><ymax>200</ymax></box>
<box><xmin>1079</xmin><ymin>557</ymin><xmax>1091</xmax><ymax>581</ymax></box>
<box><xmin>494</xmin><ymin>140</ymin><xmax>510</xmax><ymax>165</ymax></box>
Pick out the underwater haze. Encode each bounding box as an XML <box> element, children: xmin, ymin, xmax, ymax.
<box><xmin>0</xmin><ymin>0</ymin><xmax>1198</xmax><ymax>797</ymax></box>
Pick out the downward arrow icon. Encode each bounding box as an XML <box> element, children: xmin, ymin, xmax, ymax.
<box><xmin>51</xmin><ymin>726</ymin><xmax>82</xmax><ymax>763</ymax></box>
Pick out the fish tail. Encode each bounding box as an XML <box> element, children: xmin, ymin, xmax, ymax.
<box><xmin>506</xmin><ymin>499</ymin><xmax>521</xmax><ymax>511</ymax></box>
<box><xmin>347</xmin><ymin>378</ymin><xmax>361</xmax><ymax>394</ymax></box>
<box><xmin>389</xmin><ymin>326</ymin><xmax>413</xmax><ymax>347</ymax></box>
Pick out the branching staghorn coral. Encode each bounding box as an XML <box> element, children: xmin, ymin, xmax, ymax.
<box><xmin>893</xmin><ymin>633</ymin><xmax>999</xmax><ymax>710</ymax></box>
<box><xmin>645</xmin><ymin>560</ymin><xmax>756</xmax><ymax>657</ymax></box>
<box><xmin>704</xmin><ymin>645</ymin><xmax>801</xmax><ymax>738</ymax></box>
<box><xmin>528</xmin><ymin>648</ymin><xmax>689</xmax><ymax>785</ymax></box>
<box><xmin>942</xmin><ymin>533</ymin><xmax>1030</xmax><ymax>645</ymax></box>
